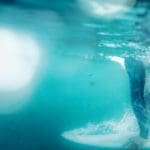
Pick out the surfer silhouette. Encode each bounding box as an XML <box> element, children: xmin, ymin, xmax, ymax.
<box><xmin>124</xmin><ymin>57</ymin><xmax>149</xmax><ymax>149</ymax></box>
<box><xmin>125</xmin><ymin>57</ymin><xmax>148</xmax><ymax>137</ymax></box>
<box><xmin>107</xmin><ymin>55</ymin><xmax>149</xmax><ymax>149</ymax></box>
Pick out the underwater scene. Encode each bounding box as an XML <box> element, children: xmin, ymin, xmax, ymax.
<box><xmin>0</xmin><ymin>0</ymin><xmax>150</xmax><ymax>149</ymax></box>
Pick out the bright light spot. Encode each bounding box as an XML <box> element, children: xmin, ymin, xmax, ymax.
<box><xmin>0</xmin><ymin>28</ymin><xmax>40</xmax><ymax>91</ymax></box>
<box><xmin>0</xmin><ymin>28</ymin><xmax>41</xmax><ymax>114</ymax></box>
<box><xmin>78</xmin><ymin>0</ymin><xmax>136</xmax><ymax>18</ymax></box>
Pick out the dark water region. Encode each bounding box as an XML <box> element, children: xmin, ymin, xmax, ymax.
<box><xmin>0</xmin><ymin>0</ymin><xmax>150</xmax><ymax>150</ymax></box>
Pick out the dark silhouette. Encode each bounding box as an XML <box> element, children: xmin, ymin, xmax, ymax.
<box><xmin>125</xmin><ymin>57</ymin><xmax>148</xmax><ymax>139</ymax></box>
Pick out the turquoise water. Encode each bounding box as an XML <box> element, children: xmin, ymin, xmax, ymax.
<box><xmin>0</xmin><ymin>1</ymin><xmax>150</xmax><ymax>150</ymax></box>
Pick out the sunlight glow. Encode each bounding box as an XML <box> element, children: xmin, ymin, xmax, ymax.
<box><xmin>0</xmin><ymin>28</ymin><xmax>40</xmax><ymax>91</ymax></box>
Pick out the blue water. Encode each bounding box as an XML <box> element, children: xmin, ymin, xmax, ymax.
<box><xmin>0</xmin><ymin>1</ymin><xmax>149</xmax><ymax>150</ymax></box>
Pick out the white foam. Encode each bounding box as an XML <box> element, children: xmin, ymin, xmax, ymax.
<box><xmin>107</xmin><ymin>56</ymin><xmax>126</xmax><ymax>70</ymax></box>
<box><xmin>62</xmin><ymin>112</ymin><xmax>141</xmax><ymax>148</ymax></box>
<box><xmin>77</xmin><ymin>0</ymin><xmax>136</xmax><ymax>19</ymax></box>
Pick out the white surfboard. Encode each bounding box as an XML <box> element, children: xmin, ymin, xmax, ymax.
<box><xmin>62</xmin><ymin>112</ymin><xmax>150</xmax><ymax>148</ymax></box>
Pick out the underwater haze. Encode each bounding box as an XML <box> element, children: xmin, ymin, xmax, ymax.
<box><xmin>0</xmin><ymin>0</ymin><xmax>150</xmax><ymax>150</ymax></box>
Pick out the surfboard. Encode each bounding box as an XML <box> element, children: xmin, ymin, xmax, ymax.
<box><xmin>62</xmin><ymin>112</ymin><xmax>150</xmax><ymax>148</ymax></box>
